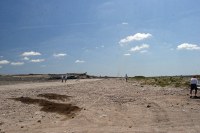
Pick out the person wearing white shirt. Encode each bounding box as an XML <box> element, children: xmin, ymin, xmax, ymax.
<box><xmin>65</xmin><ymin>74</ymin><xmax>68</xmax><ymax>83</ymax></box>
<box><xmin>190</xmin><ymin>76</ymin><xmax>198</xmax><ymax>98</ymax></box>
<box><xmin>61</xmin><ymin>75</ymin><xmax>64</xmax><ymax>83</ymax></box>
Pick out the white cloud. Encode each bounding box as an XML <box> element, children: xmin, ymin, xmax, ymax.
<box><xmin>23</xmin><ymin>57</ymin><xmax>30</xmax><ymax>61</ymax></box>
<box><xmin>75</xmin><ymin>60</ymin><xmax>85</xmax><ymax>63</ymax></box>
<box><xmin>140</xmin><ymin>50</ymin><xmax>148</xmax><ymax>53</ymax></box>
<box><xmin>30</xmin><ymin>59</ymin><xmax>45</xmax><ymax>63</ymax></box>
<box><xmin>124</xmin><ymin>53</ymin><xmax>131</xmax><ymax>56</ymax></box>
<box><xmin>177</xmin><ymin>43</ymin><xmax>200</xmax><ymax>50</ymax></box>
<box><xmin>95</xmin><ymin>45</ymin><xmax>105</xmax><ymax>49</ymax></box>
<box><xmin>0</xmin><ymin>60</ymin><xmax>10</xmax><ymax>65</ymax></box>
<box><xmin>11</xmin><ymin>62</ymin><xmax>24</xmax><ymax>66</ymax></box>
<box><xmin>130</xmin><ymin>44</ymin><xmax>150</xmax><ymax>52</ymax></box>
<box><xmin>53</xmin><ymin>53</ymin><xmax>67</xmax><ymax>57</ymax></box>
<box><xmin>119</xmin><ymin>33</ymin><xmax>152</xmax><ymax>46</ymax></box>
<box><xmin>21</xmin><ymin>51</ymin><xmax>41</xmax><ymax>56</ymax></box>
<box><xmin>122</xmin><ymin>22</ymin><xmax>128</xmax><ymax>25</ymax></box>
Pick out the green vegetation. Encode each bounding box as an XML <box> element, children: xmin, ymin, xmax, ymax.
<box><xmin>130</xmin><ymin>76</ymin><xmax>190</xmax><ymax>88</ymax></box>
<box><xmin>132</xmin><ymin>76</ymin><xmax>146</xmax><ymax>80</ymax></box>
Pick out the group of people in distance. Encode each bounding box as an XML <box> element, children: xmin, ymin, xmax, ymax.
<box><xmin>61</xmin><ymin>74</ymin><xmax>68</xmax><ymax>83</ymax></box>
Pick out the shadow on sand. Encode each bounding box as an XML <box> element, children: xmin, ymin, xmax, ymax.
<box><xmin>190</xmin><ymin>96</ymin><xmax>200</xmax><ymax>99</ymax></box>
<box><xmin>11</xmin><ymin>96</ymin><xmax>81</xmax><ymax>118</ymax></box>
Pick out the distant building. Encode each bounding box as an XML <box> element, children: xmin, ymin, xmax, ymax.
<box><xmin>49</xmin><ymin>72</ymin><xmax>88</xmax><ymax>80</ymax></box>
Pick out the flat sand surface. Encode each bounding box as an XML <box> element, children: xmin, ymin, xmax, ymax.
<box><xmin>0</xmin><ymin>78</ymin><xmax>200</xmax><ymax>133</ymax></box>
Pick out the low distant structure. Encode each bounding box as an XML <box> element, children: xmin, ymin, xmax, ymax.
<box><xmin>49</xmin><ymin>72</ymin><xmax>90</xmax><ymax>80</ymax></box>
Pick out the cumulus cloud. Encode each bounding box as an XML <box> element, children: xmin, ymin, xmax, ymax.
<box><xmin>124</xmin><ymin>53</ymin><xmax>131</xmax><ymax>56</ymax></box>
<box><xmin>23</xmin><ymin>57</ymin><xmax>30</xmax><ymax>61</ymax></box>
<box><xmin>21</xmin><ymin>51</ymin><xmax>41</xmax><ymax>56</ymax></box>
<box><xmin>0</xmin><ymin>60</ymin><xmax>10</xmax><ymax>65</ymax></box>
<box><xmin>119</xmin><ymin>33</ymin><xmax>152</xmax><ymax>46</ymax></box>
<box><xmin>177</xmin><ymin>43</ymin><xmax>200</xmax><ymax>50</ymax></box>
<box><xmin>53</xmin><ymin>53</ymin><xmax>67</xmax><ymax>57</ymax></box>
<box><xmin>30</xmin><ymin>59</ymin><xmax>45</xmax><ymax>63</ymax></box>
<box><xmin>11</xmin><ymin>62</ymin><xmax>24</xmax><ymax>66</ymax></box>
<box><xmin>75</xmin><ymin>60</ymin><xmax>85</xmax><ymax>63</ymax></box>
<box><xmin>129</xmin><ymin>44</ymin><xmax>150</xmax><ymax>52</ymax></box>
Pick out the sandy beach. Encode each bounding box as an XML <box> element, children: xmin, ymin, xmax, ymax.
<box><xmin>0</xmin><ymin>78</ymin><xmax>200</xmax><ymax>133</ymax></box>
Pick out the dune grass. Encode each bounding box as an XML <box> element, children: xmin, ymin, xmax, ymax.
<box><xmin>130</xmin><ymin>76</ymin><xmax>190</xmax><ymax>88</ymax></box>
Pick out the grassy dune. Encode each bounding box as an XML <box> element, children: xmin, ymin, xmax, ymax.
<box><xmin>130</xmin><ymin>76</ymin><xmax>192</xmax><ymax>88</ymax></box>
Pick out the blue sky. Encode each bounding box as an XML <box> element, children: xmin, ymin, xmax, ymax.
<box><xmin>0</xmin><ymin>0</ymin><xmax>200</xmax><ymax>76</ymax></box>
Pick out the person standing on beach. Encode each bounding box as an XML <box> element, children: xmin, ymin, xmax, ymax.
<box><xmin>190</xmin><ymin>76</ymin><xmax>198</xmax><ymax>98</ymax></box>
<box><xmin>125</xmin><ymin>74</ymin><xmax>128</xmax><ymax>82</ymax></box>
<box><xmin>65</xmin><ymin>74</ymin><xmax>68</xmax><ymax>82</ymax></box>
<box><xmin>61</xmin><ymin>75</ymin><xmax>64</xmax><ymax>83</ymax></box>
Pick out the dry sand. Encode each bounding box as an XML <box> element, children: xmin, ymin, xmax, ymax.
<box><xmin>0</xmin><ymin>78</ymin><xmax>200</xmax><ymax>133</ymax></box>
